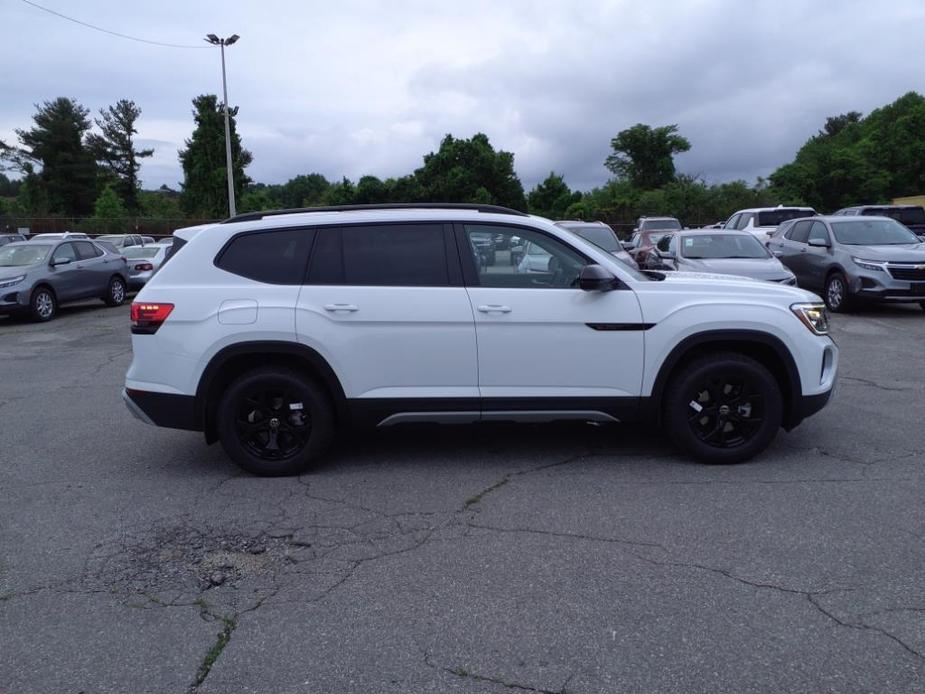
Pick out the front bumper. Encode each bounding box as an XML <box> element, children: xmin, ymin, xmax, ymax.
<box><xmin>849</xmin><ymin>268</ymin><xmax>925</xmax><ymax>302</ymax></box>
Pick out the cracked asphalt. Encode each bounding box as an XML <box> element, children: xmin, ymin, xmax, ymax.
<box><xmin>1</xmin><ymin>300</ymin><xmax>924</xmax><ymax>693</ymax></box>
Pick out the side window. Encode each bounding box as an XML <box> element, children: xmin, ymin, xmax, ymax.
<box><xmin>724</xmin><ymin>214</ymin><xmax>741</xmax><ymax>230</ymax></box>
<box><xmin>465</xmin><ymin>225</ymin><xmax>587</xmax><ymax>289</ymax></box>
<box><xmin>788</xmin><ymin>220</ymin><xmax>812</xmax><ymax>243</ymax></box>
<box><xmin>736</xmin><ymin>213</ymin><xmax>753</xmax><ymax>230</ymax></box>
<box><xmin>808</xmin><ymin>221</ymin><xmax>830</xmax><ymax>245</ymax></box>
<box><xmin>341</xmin><ymin>224</ymin><xmax>449</xmax><ymax>286</ymax></box>
<box><xmin>216</xmin><ymin>228</ymin><xmax>315</xmax><ymax>284</ymax></box>
<box><xmin>628</xmin><ymin>232</ymin><xmax>640</xmax><ymax>248</ymax></box>
<box><xmin>52</xmin><ymin>243</ymin><xmax>78</xmax><ymax>263</ymax></box>
<box><xmin>75</xmin><ymin>241</ymin><xmax>102</xmax><ymax>259</ymax></box>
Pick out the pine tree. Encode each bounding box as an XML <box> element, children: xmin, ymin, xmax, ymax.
<box><xmin>87</xmin><ymin>100</ymin><xmax>153</xmax><ymax>213</ymax></box>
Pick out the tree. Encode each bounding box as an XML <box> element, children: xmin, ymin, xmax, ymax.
<box><xmin>179</xmin><ymin>95</ymin><xmax>252</xmax><ymax>218</ymax></box>
<box><xmin>8</xmin><ymin>98</ymin><xmax>98</xmax><ymax>215</ymax></box>
<box><xmin>324</xmin><ymin>177</ymin><xmax>356</xmax><ymax>205</ymax></box>
<box><xmin>278</xmin><ymin>173</ymin><xmax>330</xmax><ymax>207</ymax></box>
<box><xmin>414</xmin><ymin>133</ymin><xmax>527</xmax><ymax>210</ymax></box>
<box><xmin>0</xmin><ymin>173</ymin><xmax>21</xmax><ymax>197</ymax></box>
<box><xmin>93</xmin><ymin>184</ymin><xmax>128</xmax><ymax>218</ymax></box>
<box><xmin>527</xmin><ymin>172</ymin><xmax>582</xmax><ymax>219</ymax></box>
<box><xmin>604</xmin><ymin>124</ymin><xmax>691</xmax><ymax>189</ymax></box>
<box><xmin>87</xmin><ymin>100</ymin><xmax>153</xmax><ymax>213</ymax></box>
<box><xmin>139</xmin><ymin>187</ymin><xmax>182</xmax><ymax>218</ymax></box>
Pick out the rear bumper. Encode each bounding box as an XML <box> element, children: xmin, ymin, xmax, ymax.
<box><xmin>122</xmin><ymin>388</ymin><xmax>200</xmax><ymax>431</ymax></box>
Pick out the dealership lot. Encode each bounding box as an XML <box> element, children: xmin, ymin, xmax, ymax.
<box><xmin>1</xmin><ymin>303</ymin><xmax>923</xmax><ymax>693</ymax></box>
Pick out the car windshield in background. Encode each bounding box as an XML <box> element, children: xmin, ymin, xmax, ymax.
<box><xmin>680</xmin><ymin>234</ymin><xmax>770</xmax><ymax>259</ymax></box>
<box><xmin>644</xmin><ymin>219</ymin><xmax>682</xmax><ymax>230</ymax></box>
<box><xmin>831</xmin><ymin>219</ymin><xmax>921</xmax><ymax>245</ymax></box>
<box><xmin>0</xmin><ymin>244</ymin><xmax>50</xmax><ymax>266</ymax></box>
<box><xmin>572</xmin><ymin>226</ymin><xmax>620</xmax><ymax>252</ymax></box>
<box><xmin>123</xmin><ymin>247</ymin><xmax>159</xmax><ymax>258</ymax></box>
<box><xmin>757</xmin><ymin>210</ymin><xmax>813</xmax><ymax>226</ymax></box>
<box><xmin>96</xmin><ymin>235</ymin><xmax>123</xmax><ymax>242</ymax></box>
<box><xmin>868</xmin><ymin>207</ymin><xmax>925</xmax><ymax>226</ymax></box>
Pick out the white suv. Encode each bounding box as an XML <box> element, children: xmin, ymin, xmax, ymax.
<box><xmin>724</xmin><ymin>206</ymin><xmax>817</xmax><ymax>243</ymax></box>
<box><xmin>123</xmin><ymin>204</ymin><xmax>838</xmax><ymax>475</ymax></box>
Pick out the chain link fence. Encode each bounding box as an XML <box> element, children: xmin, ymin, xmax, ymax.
<box><xmin>0</xmin><ymin>215</ymin><xmax>219</xmax><ymax>239</ymax></box>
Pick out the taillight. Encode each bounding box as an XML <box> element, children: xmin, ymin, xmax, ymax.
<box><xmin>131</xmin><ymin>302</ymin><xmax>174</xmax><ymax>334</ymax></box>
<box><xmin>134</xmin><ymin>262</ymin><xmax>154</xmax><ymax>271</ymax></box>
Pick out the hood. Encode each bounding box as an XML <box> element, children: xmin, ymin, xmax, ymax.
<box><xmin>652</xmin><ymin>270</ymin><xmax>819</xmax><ymax>303</ymax></box>
<box><xmin>678</xmin><ymin>256</ymin><xmax>792</xmax><ymax>281</ymax></box>
<box><xmin>0</xmin><ymin>264</ymin><xmax>37</xmax><ymax>281</ymax></box>
<box><xmin>843</xmin><ymin>243</ymin><xmax>925</xmax><ymax>262</ymax></box>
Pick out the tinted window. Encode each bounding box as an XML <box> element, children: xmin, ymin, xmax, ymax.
<box><xmin>467</xmin><ymin>225</ymin><xmax>586</xmax><ymax>289</ymax></box>
<box><xmin>724</xmin><ymin>214</ymin><xmax>741</xmax><ymax>230</ymax></box>
<box><xmin>656</xmin><ymin>234</ymin><xmax>673</xmax><ymax>252</ymax></box>
<box><xmin>863</xmin><ymin>207</ymin><xmax>925</xmax><ymax>226</ymax></box>
<box><xmin>807</xmin><ymin>222</ymin><xmax>829</xmax><ymax>245</ymax></box>
<box><xmin>757</xmin><ymin>209</ymin><xmax>815</xmax><ymax>226</ymax></box>
<box><xmin>339</xmin><ymin>224</ymin><xmax>448</xmax><ymax>286</ymax></box>
<box><xmin>216</xmin><ymin>228</ymin><xmax>315</xmax><ymax>284</ymax></box>
<box><xmin>75</xmin><ymin>241</ymin><xmax>102</xmax><ymax>259</ymax></box>
<box><xmin>569</xmin><ymin>225</ymin><xmax>619</xmax><ymax>252</ymax></box>
<box><xmin>788</xmin><ymin>221</ymin><xmax>812</xmax><ymax>243</ymax></box>
<box><xmin>642</xmin><ymin>218</ymin><xmax>682</xmax><ymax>231</ymax></box>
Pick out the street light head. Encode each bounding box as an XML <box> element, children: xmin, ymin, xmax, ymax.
<box><xmin>225</xmin><ymin>34</ymin><xmax>240</xmax><ymax>45</ymax></box>
<box><xmin>205</xmin><ymin>34</ymin><xmax>220</xmax><ymax>44</ymax></box>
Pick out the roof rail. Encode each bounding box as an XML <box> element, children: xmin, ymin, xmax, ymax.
<box><xmin>221</xmin><ymin>202</ymin><xmax>529</xmax><ymax>224</ymax></box>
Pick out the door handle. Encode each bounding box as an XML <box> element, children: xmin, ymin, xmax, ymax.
<box><xmin>323</xmin><ymin>303</ymin><xmax>358</xmax><ymax>312</ymax></box>
<box><xmin>477</xmin><ymin>305</ymin><xmax>512</xmax><ymax>313</ymax></box>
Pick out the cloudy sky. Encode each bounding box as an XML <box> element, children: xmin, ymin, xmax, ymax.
<box><xmin>3</xmin><ymin>0</ymin><xmax>924</xmax><ymax>192</ymax></box>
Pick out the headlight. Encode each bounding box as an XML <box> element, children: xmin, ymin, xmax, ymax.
<box><xmin>0</xmin><ymin>274</ymin><xmax>25</xmax><ymax>289</ymax></box>
<box><xmin>791</xmin><ymin>302</ymin><xmax>829</xmax><ymax>335</ymax></box>
<box><xmin>852</xmin><ymin>257</ymin><xmax>886</xmax><ymax>272</ymax></box>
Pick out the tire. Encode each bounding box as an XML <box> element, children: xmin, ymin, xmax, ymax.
<box><xmin>104</xmin><ymin>276</ymin><xmax>127</xmax><ymax>307</ymax></box>
<box><xmin>823</xmin><ymin>272</ymin><xmax>850</xmax><ymax>313</ymax></box>
<box><xmin>663</xmin><ymin>352</ymin><xmax>783</xmax><ymax>465</ymax></box>
<box><xmin>30</xmin><ymin>286</ymin><xmax>56</xmax><ymax>322</ymax></box>
<box><xmin>216</xmin><ymin>366</ymin><xmax>335</xmax><ymax>476</ymax></box>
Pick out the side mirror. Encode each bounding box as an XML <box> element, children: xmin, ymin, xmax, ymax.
<box><xmin>51</xmin><ymin>257</ymin><xmax>72</xmax><ymax>266</ymax></box>
<box><xmin>578</xmin><ymin>264</ymin><xmax>618</xmax><ymax>292</ymax></box>
<box><xmin>808</xmin><ymin>238</ymin><xmax>830</xmax><ymax>248</ymax></box>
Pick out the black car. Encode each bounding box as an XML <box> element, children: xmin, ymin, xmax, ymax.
<box><xmin>834</xmin><ymin>205</ymin><xmax>925</xmax><ymax>238</ymax></box>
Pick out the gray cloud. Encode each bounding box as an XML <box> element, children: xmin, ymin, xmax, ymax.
<box><xmin>2</xmin><ymin>0</ymin><xmax>924</xmax><ymax>193</ymax></box>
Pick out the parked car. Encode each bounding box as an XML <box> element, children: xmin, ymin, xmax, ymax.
<box><xmin>554</xmin><ymin>220</ymin><xmax>639</xmax><ymax>269</ymax></box>
<box><xmin>0</xmin><ymin>239</ymin><xmax>129</xmax><ymax>321</ymax></box>
<box><xmin>648</xmin><ymin>230</ymin><xmax>797</xmax><ymax>284</ymax></box>
<box><xmin>724</xmin><ymin>207</ymin><xmax>817</xmax><ymax>243</ymax></box>
<box><xmin>30</xmin><ymin>232</ymin><xmax>89</xmax><ymax>240</ymax></box>
<box><xmin>768</xmin><ymin>215</ymin><xmax>925</xmax><ymax>312</ymax></box>
<box><xmin>96</xmin><ymin>234</ymin><xmax>149</xmax><ymax>250</ymax></box>
<box><xmin>634</xmin><ymin>216</ymin><xmax>683</xmax><ymax>234</ymax></box>
<box><xmin>123</xmin><ymin>244</ymin><xmax>169</xmax><ymax>289</ymax></box>
<box><xmin>833</xmin><ymin>205</ymin><xmax>925</xmax><ymax>238</ymax></box>
<box><xmin>123</xmin><ymin>202</ymin><xmax>837</xmax><ymax>475</ymax></box>
<box><xmin>625</xmin><ymin>229</ymin><xmax>675</xmax><ymax>267</ymax></box>
<box><xmin>0</xmin><ymin>233</ymin><xmax>27</xmax><ymax>247</ymax></box>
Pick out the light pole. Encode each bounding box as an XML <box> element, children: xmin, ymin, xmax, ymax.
<box><xmin>205</xmin><ymin>33</ymin><xmax>240</xmax><ymax>217</ymax></box>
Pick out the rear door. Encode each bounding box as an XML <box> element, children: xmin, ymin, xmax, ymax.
<box><xmin>47</xmin><ymin>242</ymin><xmax>82</xmax><ymax>301</ymax></box>
<box><xmin>460</xmin><ymin>223</ymin><xmax>645</xmax><ymax>420</ymax></box>
<box><xmin>803</xmin><ymin>221</ymin><xmax>833</xmax><ymax>290</ymax></box>
<box><xmin>74</xmin><ymin>241</ymin><xmax>110</xmax><ymax>296</ymax></box>
<box><xmin>773</xmin><ymin>220</ymin><xmax>812</xmax><ymax>282</ymax></box>
<box><xmin>295</xmin><ymin>222</ymin><xmax>478</xmax><ymax>419</ymax></box>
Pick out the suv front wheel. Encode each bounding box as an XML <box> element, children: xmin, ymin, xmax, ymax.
<box><xmin>663</xmin><ymin>352</ymin><xmax>783</xmax><ymax>464</ymax></box>
<box><xmin>216</xmin><ymin>366</ymin><xmax>335</xmax><ymax>476</ymax></box>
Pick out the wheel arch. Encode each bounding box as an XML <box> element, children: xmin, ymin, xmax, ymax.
<box><xmin>648</xmin><ymin>329</ymin><xmax>803</xmax><ymax>430</ymax></box>
<box><xmin>196</xmin><ymin>341</ymin><xmax>348</xmax><ymax>443</ymax></box>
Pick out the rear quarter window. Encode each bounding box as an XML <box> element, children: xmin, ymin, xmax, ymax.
<box><xmin>215</xmin><ymin>228</ymin><xmax>316</xmax><ymax>284</ymax></box>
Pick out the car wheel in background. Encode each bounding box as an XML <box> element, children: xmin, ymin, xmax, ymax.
<box><xmin>216</xmin><ymin>366</ymin><xmax>335</xmax><ymax>476</ymax></box>
<box><xmin>824</xmin><ymin>272</ymin><xmax>850</xmax><ymax>313</ymax></box>
<box><xmin>30</xmin><ymin>286</ymin><xmax>56</xmax><ymax>322</ymax></box>
<box><xmin>104</xmin><ymin>276</ymin><xmax>127</xmax><ymax>307</ymax></box>
<box><xmin>663</xmin><ymin>352</ymin><xmax>783</xmax><ymax>465</ymax></box>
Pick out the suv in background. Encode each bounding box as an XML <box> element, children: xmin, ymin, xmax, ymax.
<box><xmin>96</xmin><ymin>234</ymin><xmax>149</xmax><ymax>250</ymax></box>
<box><xmin>768</xmin><ymin>215</ymin><xmax>925</xmax><ymax>312</ymax></box>
<box><xmin>0</xmin><ymin>233</ymin><xmax>27</xmax><ymax>247</ymax></box>
<box><xmin>724</xmin><ymin>207</ymin><xmax>816</xmax><ymax>243</ymax></box>
<box><xmin>124</xmin><ymin>203</ymin><xmax>837</xmax><ymax>475</ymax></box>
<box><xmin>833</xmin><ymin>205</ymin><xmax>925</xmax><ymax>238</ymax></box>
<box><xmin>554</xmin><ymin>220</ymin><xmax>638</xmax><ymax>269</ymax></box>
<box><xmin>634</xmin><ymin>216</ymin><xmax>682</xmax><ymax>234</ymax></box>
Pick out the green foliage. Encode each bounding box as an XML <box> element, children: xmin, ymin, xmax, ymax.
<box><xmin>527</xmin><ymin>172</ymin><xmax>582</xmax><ymax>219</ymax></box>
<box><xmin>13</xmin><ymin>173</ymin><xmax>51</xmax><ymax>215</ymax></box>
<box><xmin>87</xmin><ymin>100</ymin><xmax>153</xmax><ymax>213</ymax></box>
<box><xmin>179</xmin><ymin>94</ymin><xmax>252</xmax><ymax>218</ymax></box>
<box><xmin>605</xmin><ymin>124</ymin><xmax>691</xmax><ymax>189</ymax></box>
<box><xmin>279</xmin><ymin>173</ymin><xmax>330</xmax><ymax>207</ymax></box>
<box><xmin>239</xmin><ymin>187</ymin><xmax>275</xmax><ymax>213</ymax></box>
<box><xmin>138</xmin><ymin>187</ymin><xmax>182</xmax><ymax>218</ymax></box>
<box><xmin>414</xmin><ymin>133</ymin><xmax>527</xmax><ymax>210</ymax></box>
<box><xmin>769</xmin><ymin>92</ymin><xmax>925</xmax><ymax>210</ymax></box>
<box><xmin>12</xmin><ymin>98</ymin><xmax>99</xmax><ymax>215</ymax></box>
<box><xmin>0</xmin><ymin>173</ymin><xmax>20</xmax><ymax>197</ymax></box>
<box><xmin>93</xmin><ymin>184</ymin><xmax>128</xmax><ymax>219</ymax></box>
<box><xmin>324</xmin><ymin>177</ymin><xmax>356</xmax><ymax>205</ymax></box>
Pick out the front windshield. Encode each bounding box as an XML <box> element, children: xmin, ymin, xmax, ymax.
<box><xmin>757</xmin><ymin>209</ymin><xmax>814</xmax><ymax>226</ymax></box>
<box><xmin>831</xmin><ymin>219</ymin><xmax>920</xmax><ymax>245</ymax></box>
<box><xmin>680</xmin><ymin>234</ymin><xmax>770</xmax><ymax>259</ymax></box>
<box><xmin>572</xmin><ymin>226</ymin><xmax>619</xmax><ymax>252</ymax></box>
<box><xmin>643</xmin><ymin>219</ymin><xmax>682</xmax><ymax>231</ymax></box>
<box><xmin>0</xmin><ymin>244</ymin><xmax>51</xmax><ymax>267</ymax></box>
<box><xmin>123</xmin><ymin>247</ymin><xmax>159</xmax><ymax>259</ymax></box>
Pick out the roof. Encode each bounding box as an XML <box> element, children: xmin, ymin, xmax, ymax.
<box><xmin>678</xmin><ymin>228</ymin><xmax>755</xmax><ymax>236</ymax></box>
<box><xmin>223</xmin><ymin>202</ymin><xmax>528</xmax><ymax>224</ymax></box>
<box><xmin>734</xmin><ymin>206</ymin><xmax>815</xmax><ymax>213</ymax></box>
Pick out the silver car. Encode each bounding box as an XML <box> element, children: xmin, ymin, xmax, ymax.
<box><xmin>0</xmin><ymin>240</ymin><xmax>129</xmax><ymax>321</ymax></box>
<box><xmin>123</xmin><ymin>244</ymin><xmax>168</xmax><ymax>289</ymax></box>
<box><xmin>648</xmin><ymin>230</ymin><xmax>797</xmax><ymax>284</ymax></box>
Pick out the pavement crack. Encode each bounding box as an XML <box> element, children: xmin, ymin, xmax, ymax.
<box><xmin>188</xmin><ymin>609</ymin><xmax>237</xmax><ymax>693</ymax></box>
<box><xmin>422</xmin><ymin>649</ymin><xmax>568</xmax><ymax>694</ymax></box>
<box><xmin>840</xmin><ymin>376</ymin><xmax>911</xmax><ymax>392</ymax></box>
<box><xmin>463</xmin><ymin>452</ymin><xmax>590</xmax><ymax>511</ymax></box>
<box><xmin>467</xmin><ymin>522</ymin><xmax>666</xmax><ymax>552</ymax></box>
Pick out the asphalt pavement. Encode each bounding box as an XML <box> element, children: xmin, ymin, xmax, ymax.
<box><xmin>1</xmin><ymin>300</ymin><xmax>923</xmax><ymax>693</ymax></box>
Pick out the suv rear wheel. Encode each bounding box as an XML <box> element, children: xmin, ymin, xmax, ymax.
<box><xmin>216</xmin><ymin>366</ymin><xmax>334</xmax><ymax>476</ymax></box>
<box><xmin>663</xmin><ymin>352</ymin><xmax>783</xmax><ymax>464</ymax></box>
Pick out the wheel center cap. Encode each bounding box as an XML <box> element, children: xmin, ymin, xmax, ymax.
<box><xmin>718</xmin><ymin>405</ymin><xmax>731</xmax><ymax>416</ymax></box>
<box><xmin>269</xmin><ymin>417</ymin><xmax>280</xmax><ymax>430</ymax></box>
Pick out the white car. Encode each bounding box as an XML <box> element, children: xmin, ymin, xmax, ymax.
<box><xmin>724</xmin><ymin>206</ymin><xmax>816</xmax><ymax>243</ymax></box>
<box><xmin>123</xmin><ymin>203</ymin><xmax>838</xmax><ymax>476</ymax></box>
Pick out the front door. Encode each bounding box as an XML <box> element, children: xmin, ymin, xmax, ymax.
<box><xmin>459</xmin><ymin>224</ymin><xmax>646</xmax><ymax>422</ymax></box>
